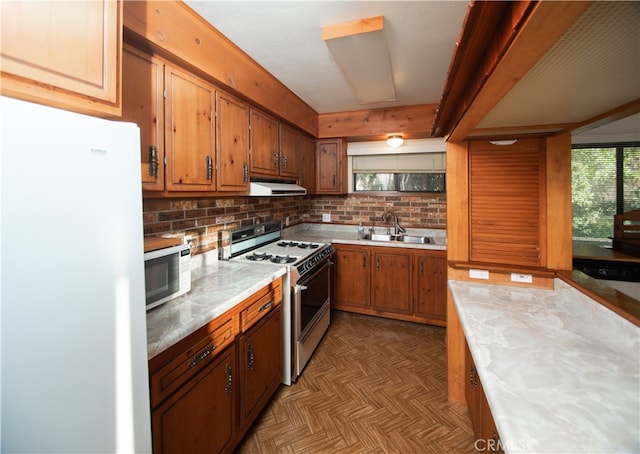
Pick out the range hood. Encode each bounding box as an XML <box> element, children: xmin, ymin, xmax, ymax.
<box><xmin>249</xmin><ymin>181</ymin><xmax>307</xmax><ymax>196</ymax></box>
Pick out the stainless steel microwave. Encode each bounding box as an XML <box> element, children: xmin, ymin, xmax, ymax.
<box><xmin>144</xmin><ymin>244</ymin><xmax>191</xmax><ymax>310</ymax></box>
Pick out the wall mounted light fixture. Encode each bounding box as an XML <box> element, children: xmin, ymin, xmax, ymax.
<box><xmin>386</xmin><ymin>134</ymin><xmax>404</xmax><ymax>148</ymax></box>
<box><xmin>489</xmin><ymin>139</ymin><xmax>518</xmax><ymax>146</ymax></box>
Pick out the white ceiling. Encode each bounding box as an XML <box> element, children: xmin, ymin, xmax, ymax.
<box><xmin>184</xmin><ymin>0</ymin><xmax>469</xmax><ymax>114</ymax></box>
<box><xmin>184</xmin><ymin>1</ymin><xmax>639</xmax><ymax>139</ymax></box>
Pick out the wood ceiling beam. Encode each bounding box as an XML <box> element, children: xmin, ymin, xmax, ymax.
<box><xmin>318</xmin><ymin>104</ymin><xmax>437</xmax><ymax>141</ymax></box>
<box><xmin>567</xmin><ymin>98</ymin><xmax>640</xmax><ymax>137</ymax></box>
<box><xmin>446</xmin><ymin>1</ymin><xmax>592</xmax><ymax>142</ymax></box>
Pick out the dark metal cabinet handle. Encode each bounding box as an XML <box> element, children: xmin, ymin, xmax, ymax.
<box><xmin>259</xmin><ymin>300</ymin><xmax>273</xmax><ymax>313</ymax></box>
<box><xmin>149</xmin><ymin>145</ymin><xmax>158</xmax><ymax>177</ymax></box>
<box><xmin>420</xmin><ymin>261</ymin><xmax>424</xmax><ymax>275</ymax></box>
<box><xmin>273</xmin><ymin>153</ymin><xmax>279</xmax><ymax>168</ymax></box>
<box><xmin>206</xmin><ymin>155</ymin><xmax>213</xmax><ymax>180</ymax></box>
<box><xmin>282</xmin><ymin>153</ymin><xmax>288</xmax><ymax>168</ymax></box>
<box><xmin>188</xmin><ymin>344</ymin><xmax>216</xmax><ymax>369</ymax></box>
<box><xmin>247</xmin><ymin>345</ymin><xmax>255</xmax><ymax>371</ymax></box>
<box><xmin>376</xmin><ymin>258</ymin><xmax>380</xmax><ymax>272</ymax></box>
<box><xmin>224</xmin><ymin>364</ymin><xmax>233</xmax><ymax>394</ymax></box>
<box><xmin>362</xmin><ymin>255</ymin><xmax>367</xmax><ymax>269</ymax></box>
<box><xmin>243</xmin><ymin>162</ymin><xmax>249</xmax><ymax>182</ymax></box>
<box><xmin>332</xmin><ymin>174</ymin><xmax>336</xmax><ymax>186</ymax></box>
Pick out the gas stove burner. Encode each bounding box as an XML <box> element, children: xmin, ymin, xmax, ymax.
<box><xmin>297</xmin><ymin>243</ymin><xmax>320</xmax><ymax>249</ymax></box>
<box><xmin>277</xmin><ymin>241</ymin><xmax>299</xmax><ymax>248</ymax></box>
<box><xmin>271</xmin><ymin>254</ymin><xmax>297</xmax><ymax>264</ymax></box>
<box><xmin>246</xmin><ymin>252</ymin><xmax>273</xmax><ymax>261</ymax></box>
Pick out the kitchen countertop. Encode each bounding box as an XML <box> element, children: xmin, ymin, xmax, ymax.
<box><xmin>283</xmin><ymin>223</ymin><xmax>447</xmax><ymax>251</ymax></box>
<box><xmin>449</xmin><ymin>278</ymin><xmax>639</xmax><ymax>453</ymax></box>
<box><xmin>146</xmin><ymin>260</ymin><xmax>286</xmax><ymax>359</ymax></box>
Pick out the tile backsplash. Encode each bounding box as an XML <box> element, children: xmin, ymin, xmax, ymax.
<box><xmin>143</xmin><ymin>193</ymin><xmax>446</xmax><ymax>254</ymax></box>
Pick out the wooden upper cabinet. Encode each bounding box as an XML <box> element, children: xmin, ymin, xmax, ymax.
<box><xmin>299</xmin><ymin>135</ymin><xmax>317</xmax><ymax>194</ymax></box>
<box><xmin>279</xmin><ymin>124</ymin><xmax>300</xmax><ymax>179</ymax></box>
<box><xmin>469</xmin><ymin>139</ymin><xmax>546</xmax><ymax>267</ymax></box>
<box><xmin>250</xmin><ymin>109</ymin><xmax>280</xmax><ymax>176</ymax></box>
<box><xmin>165</xmin><ymin>66</ymin><xmax>216</xmax><ymax>191</ymax></box>
<box><xmin>316</xmin><ymin>138</ymin><xmax>347</xmax><ymax>194</ymax></box>
<box><xmin>122</xmin><ymin>46</ymin><xmax>165</xmax><ymax>191</ymax></box>
<box><xmin>1</xmin><ymin>0</ymin><xmax>122</xmax><ymax>117</ymax></box>
<box><xmin>217</xmin><ymin>92</ymin><xmax>250</xmax><ymax>192</ymax></box>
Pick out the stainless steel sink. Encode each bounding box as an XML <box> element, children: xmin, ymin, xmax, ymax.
<box><xmin>401</xmin><ymin>235</ymin><xmax>433</xmax><ymax>244</ymax></box>
<box><xmin>361</xmin><ymin>233</ymin><xmax>433</xmax><ymax>244</ymax></box>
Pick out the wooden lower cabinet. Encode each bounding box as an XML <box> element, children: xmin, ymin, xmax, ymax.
<box><xmin>149</xmin><ymin>279</ymin><xmax>283</xmax><ymax>454</ymax></box>
<box><xmin>333</xmin><ymin>243</ymin><xmax>446</xmax><ymax>325</ymax></box>
<box><xmin>414</xmin><ymin>253</ymin><xmax>447</xmax><ymax>322</ymax></box>
<box><xmin>333</xmin><ymin>244</ymin><xmax>370</xmax><ymax>309</ymax></box>
<box><xmin>372</xmin><ymin>249</ymin><xmax>412</xmax><ymax>315</ymax></box>
<box><xmin>153</xmin><ymin>345</ymin><xmax>236</xmax><ymax>454</ymax></box>
<box><xmin>466</xmin><ymin>343</ymin><xmax>504</xmax><ymax>454</ymax></box>
<box><xmin>239</xmin><ymin>306</ymin><xmax>283</xmax><ymax>432</ymax></box>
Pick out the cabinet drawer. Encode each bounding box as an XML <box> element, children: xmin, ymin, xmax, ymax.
<box><xmin>150</xmin><ymin>315</ymin><xmax>238</xmax><ymax>406</ymax></box>
<box><xmin>240</xmin><ymin>280</ymin><xmax>283</xmax><ymax>333</ymax></box>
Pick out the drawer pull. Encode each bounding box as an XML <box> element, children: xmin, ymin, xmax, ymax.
<box><xmin>258</xmin><ymin>300</ymin><xmax>274</xmax><ymax>313</ymax></box>
<box><xmin>188</xmin><ymin>344</ymin><xmax>216</xmax><ymax>369</ymax></box>
<box><xmin>247</xmin><ymin>344</ymin><xmax>255</xmax><ymax>371</ymax></box>
<box><xmin>224</xmin><ymin>364</ymin><xmax>233</xmax><ymax>394</ymax></box>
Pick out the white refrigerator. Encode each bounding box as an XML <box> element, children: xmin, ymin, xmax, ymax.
<box><xmin>0</xmin><ymin>96</ymin><xmax>152</xmax><ymax>452</ymax></box>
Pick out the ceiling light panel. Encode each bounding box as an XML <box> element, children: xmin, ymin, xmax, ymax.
<box><xmin>323</xmin><ymin>16</ymin><xmax>396</xmax><ymax>105</ymax></box>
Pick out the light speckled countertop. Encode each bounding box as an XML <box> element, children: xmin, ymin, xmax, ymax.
<box><xmin>284</xmin><ymin>223</ymin><xmax>447</xmax><ymax>251</ymax></box>
<box><xmin>449</xmin><ymin>279</ymin><xmax>640</xmax><ymax>453</ymax></box>
<box><xmin>146</xmin><ymin>260</ymin><xmax>285</xmax><ymax>359</ymax></box>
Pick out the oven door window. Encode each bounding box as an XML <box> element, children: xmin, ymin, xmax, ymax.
<box><xmin>145</xmin><ymin>254</ymin><xmax>179</xmax><ymax>306</ymax></box>
<box><xmin>298</xmin><ymin>262</ymin><xmax>330</xmax><ymax>338</ymax></box>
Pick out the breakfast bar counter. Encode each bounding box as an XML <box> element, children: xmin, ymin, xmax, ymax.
<box><xmin>449</xmin><ymin>279</ymin><xmax>639</xmax><ymax>453</ymax></box>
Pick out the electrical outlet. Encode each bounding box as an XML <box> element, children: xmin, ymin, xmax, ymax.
<box><xmin>285</xmin><ymin>216</ymin><xmax>290</xmax><ymax>226</ymax></box>
<box><xmin>469</xmin><ymin>269</ymin><xmax>489</xmax><ymax>280</ymax></box>
<box><xmin>511</xmin><ymin>273</ymin><xmax>533</xmax><ymax>283</ymax></box>
<box><xmin>322</xmin><ymin>213</ymin><xmax>331</xmax><ymax>222</ymax></box>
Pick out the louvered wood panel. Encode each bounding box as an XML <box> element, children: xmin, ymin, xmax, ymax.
<box><xmin>469</xmin><ymin>140</ymin><xmax>546</xmax><ymax>267</ymax></box>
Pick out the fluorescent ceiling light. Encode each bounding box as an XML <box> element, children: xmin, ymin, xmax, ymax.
<box><xmin>322</xmin><ymin>16</ymin><xmax>396</xmax><ymax>105</ymax></box>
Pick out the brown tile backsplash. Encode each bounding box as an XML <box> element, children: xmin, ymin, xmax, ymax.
<box><xmin>143</xmin><ymin>193</ymin><xmax>446</xmax><ymax>254</ymax></box>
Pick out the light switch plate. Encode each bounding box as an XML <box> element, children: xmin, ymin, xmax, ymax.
<box><xmin>322</xmin><ymin>213</ymin><xmax>331</xmax><ymax>222</ymax></box>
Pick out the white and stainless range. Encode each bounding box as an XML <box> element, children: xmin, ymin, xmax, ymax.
<box><xmin>220</xmin><ymin>221</ymin><xmax>333</xmax><ymax>385</ymax></box>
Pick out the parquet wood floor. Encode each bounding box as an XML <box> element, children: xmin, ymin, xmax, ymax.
<box><xmin>236</xmin><ymin>310</ymin><xmax>476</xmax><ymax>454</ymax></box>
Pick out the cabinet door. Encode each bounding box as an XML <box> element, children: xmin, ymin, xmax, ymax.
<box><xmin>239</xmin><ymin>306</ymin><xmax>282</xmax><ymax>429</ymax></box>
<box><xmin>414</xmin><ymin>253</ymin><xmax>447</xmax><ymax>320</ymax></box>
<box><xmin>279</xmin><ymin>124</ymin><xmax>300</xmax><ymax>178</ymax></box>
<box><xmin>165</xmin><ymin>66</ymin><xmax>216</xmax><ymax>191</ymax></box>
<box><xmin>153</xmin><ymin>345</ymin><xmax>235</xmax><ymax>454</ymax></box>
<box><xmin>316</xmin><ymin>140</ymin><xmax>340</xmax><ymax>193</ymax></box>
<box><xmin>1</xmin><ymin>1</ymin><xmax>121</xmax><ymax>117</ymax></box>
<box><xmin>217</xmin><ymin>92</ymin><xmax>250</xmax><ymax>192</ymax></box>
<box><xmin>122</xmin><ymin>46</ymin><xmax>165</xmax><ymax>191</ymax></box>
<box><xmin>372</xmin><ymin>249</ymin><xmax>412</xmax><ymax>315</ymax></box>
<box><xmin>250</xmin><ymin>109</ymin><xmax>279</xmax><ymax>176</ymax></box>
<box><xmin>333</xmin><ymin>245</ymin><xmax>370</xmax><ymax>309</ymax></box>
<box><xmin>465</xmin><ymin>343</ymin><xmax>482</xmax><ymax>437</ymax></box>
<box><xmin>299</xmin><ymin>135</ymin><xmax>317</xmax><ymax>193</ymax></box>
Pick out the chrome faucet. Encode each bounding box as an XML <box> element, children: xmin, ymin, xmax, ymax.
<box><xmin>380</xmin><ymin>210</ymin><xmax>406</xmax><ymax>236</ymax></box>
